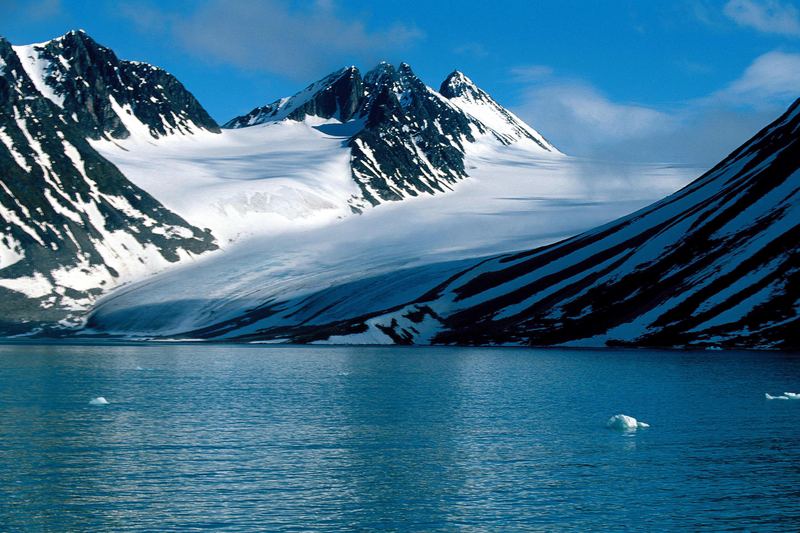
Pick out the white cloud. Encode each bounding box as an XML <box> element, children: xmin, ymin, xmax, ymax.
<box><xmin>515</xmin><ymin>82</ymin><xmax>674</xmax><ymax>146</ymax></box>
<box><xmin>454</xmin><ymin>43</ymin><xmax>489</xmax><ymax>58</ymax></box>
<box><xmin>1</xmin><ymin>0</ymin><xmax>62</xmax><ymax>20</ymax></box>
<box><xmin>712</xmin><ymin>50</ymin><xmax>800</xmax><ymax>104</ymax></box>
<box><xmin>117</xmin><ymin>0</ymin><xmax>423</xmax><ymax>80</ymax></box>
<box><xmin>723</xmin><ymin>0</ymin><xmax>800</xmax><ymax>36</ymax></box>
<box><xmin>512</xmin><ymin>51</ymin><xmax>799</xmax><ymax>165</ymax></box>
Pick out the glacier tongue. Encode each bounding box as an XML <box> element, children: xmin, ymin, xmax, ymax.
<box><xmin>85</xmin><ymin>141</ymin><xmax>694</xmax><ymax>339</ymax></box>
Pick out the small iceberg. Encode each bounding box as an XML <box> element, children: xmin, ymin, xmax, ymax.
<box><xmin>606</xmin><ymin>414</ymin><xmax>649</xmax><ymax>430</ymax></box>
<box><xmin>89</xmin><ymin>397</ymin><xmax>109</xmax><ymax>406</ymax></box>
<box><xmin>784</xmin><ymin>392</ymin><xmax>800</xmax><ymax>400</ymax></box>
<box><xmin>765</xmin><ymin>393</ymin><xmax>789</xmax><ymax>400</ymax></box>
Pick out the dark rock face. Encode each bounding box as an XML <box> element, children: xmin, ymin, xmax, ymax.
<box><xmin>225</xmin><ymin>62</ymin><xmax>556</xmax><ymax>210</ymax></box>
<box><xmin>224</xmin><ymin>67</ymin><xmax>363</xmax><ymax>127</ymax></box>
<box><xmin>14</xmin><ymin>30</ymin><xmax>219</xmax><ymax>139</ymax></box>
<box><xmin>348</xmin><ymin>63</ymin><xmax>481</xmax><ymax>205</ymax></box>
<box><xmin>0</xmin><ymin>35</ymin><xmax>217</xmax><ymax>333</ymax></box>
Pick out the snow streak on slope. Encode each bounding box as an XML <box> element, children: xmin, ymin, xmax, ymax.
<box><xmin>86</xmin><ymin>141</ymin><xmax>695</xmax><ymax>338</ymax></box>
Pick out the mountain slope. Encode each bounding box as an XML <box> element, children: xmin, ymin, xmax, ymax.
<box><xmin>13</xmin><ymin>30</ymin><xmax>219</xmax><ymax>139</ymax></box>
<box><xmin>85</xmin><ymin>99</ymin><xmax>799</xmax><ymax>350</ymax></box>
<box><xmin>223</xmin><ymin>66</ymin><xmax>363</xmax><ymax>127</ymax></box>
<box><xmin>225</xmin><ymin>62</ymin><xmax>560</xmax><ymax>210</ymax></box>
<box><xmin>0</xmin><ymin>34</ymin><xmax>217</xmax><ymax>333</ymax></box>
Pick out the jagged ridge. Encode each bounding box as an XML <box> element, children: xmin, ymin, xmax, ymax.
<box><xmin>13</xmin><ymin>30</ymin><xmax>220</xmax><ymax>139</ymax></box>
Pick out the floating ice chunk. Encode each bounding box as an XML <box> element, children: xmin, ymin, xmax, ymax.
<box><xmin>89</xmin><ymin>397</ymin><xmax>109</xmax><ymax>406</ymax></box>
<box><xmin>783</xmin><ymin>392</ymin><xmax>799</xmax><ymax>400</ymax></box>
<box><xmin>765</xmin><ymin>393</ymin><xmax>789</xmax><ymax>400</ymax></box>
<box><xmin>705</xmin><ymin>345</ymin><xmax>723</xmax><ymax>351</ymax></box>
<box><xmin>606</xmin><ymin>414</ymin><xmax>649</xmax><ymax>430</ymax></box>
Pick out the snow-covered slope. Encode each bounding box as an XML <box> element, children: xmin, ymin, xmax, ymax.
<box><xmin>91</xmin><ymin>119</ymin><xmax>360</xmax><ymax>243</ymax></box>
<box><xmin>0</xmin><ymin>33</ymin><xmax>217</xmax><ymax>333</ymax></box>
<box><xmin>224</xmin><ymin>99</ymin><xmax>800</xmax><ymax>350</ymax></box>
<box><xmin>95</xmin><ymin>61</ymin><xmax>565</xmax><ymax>242</ymax></box>
<box><xmin>224</xmin><ymin>66</ymin><xmax>363</xmax><ymax>127</ymax></box>
<box><xmin>86</xmin><ymin>98</ymin><xmax>800</xmax><ymax>350</ymax></box>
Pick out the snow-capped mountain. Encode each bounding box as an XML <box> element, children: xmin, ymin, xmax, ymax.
<box><xmin>0</xmin><ymin>33</ymin><xmax>218</xmax><ymax>333</ymax></box>
<box><xmin>86</xmin><ymin>99</ymin><xmax>799</xmax><ymax>350</ymax></box>
<box><xmin>13</xmin><ymin>30</ymin><xmax>219</xmax><ymax>140</ymax></box>
<box><xmin>225</xmin><ymin>62</ymin><xmax>560</xmax><ymax>209</ymax></box>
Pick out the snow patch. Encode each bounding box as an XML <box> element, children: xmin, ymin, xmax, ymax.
<box><xmin>12</xmin><ymin>44</ymin><xmax>65</xmax><ymax>107</ymax></box>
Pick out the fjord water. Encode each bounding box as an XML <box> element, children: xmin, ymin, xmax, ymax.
<box><xmin>1</xmin><ymin>344</ymin><xmax>798</xmax><ymax>531</ymax></box>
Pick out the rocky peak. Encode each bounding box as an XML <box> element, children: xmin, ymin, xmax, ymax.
<box><xmin>439</xmin><ymin>70</ymin><xmax>481</xmax><ymax>100</ymax></box>
<box><xmin>440</xmin><ymin>70</ymin><xmax>557</xmax><ymax>150</ymax></box>
<box><xmin>12</xmin><ymin>30</ymin><xmax>219</xmax><ymax>140</ymax></box>
<box><xmin>0</xmin><ymin>32</ymin><xmax>218</xmax><ymax>333</ymax></box>
<box><xmin>224</xmin><ymin>61</ymin><xmax>559</xmax><ymax>209</ymax></box>
<box><xmin>224</xmin><ymin>65</ymin><xmax>364</xmax><ymax>127</ymax></box>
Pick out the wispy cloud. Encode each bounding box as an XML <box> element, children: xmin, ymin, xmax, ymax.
<box><xmin>711</xmin><ymin>50</ymin><xmax>800</xmax><ymax>104</ymax></box>
<box><xmin>453</xmin><ymin>43</ymin><xmax>489</xmax><ymax>58</ymax></box>
<box><xmin>512</xmin><ymin>50</ymin><xmax>800</xmax><ymax>164</ymax></box>
<box><xmin>723</xmin><ymin>0</ymin><xmax>800</xmax><ymax>36</ymax></box>
<box><xmin>115</xmin><ymin>0</ymin><xmax>423</xmax><ymax>80</ymax></box>
<box><xmin>1</xmin><ymin>0</ymin><xmax>62</xmax><ymax>20</ymax></box>
<box><xmin>516</xmin><ymin>82</ymin><xmax>673</xmax><ymax>144</ymax></box>
<box><xmin>508</xmin><ymin>65</ymin><xmax>554</xmax><ymax>83</ymax></box>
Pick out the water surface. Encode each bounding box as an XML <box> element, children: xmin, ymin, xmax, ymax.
<box><xmin>0</xmin><ymin>344</ymin><xmax>798</xmax><ymax>530</ymax></box>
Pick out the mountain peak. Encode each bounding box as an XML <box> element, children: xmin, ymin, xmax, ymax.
<box><xmin>439</xmin><ymin>70</ymin><xmax>479</xmax><ymax>98</ymax></box>
<box><xmin>440</xmin><ymin>70</ymin><xmax>558</xmax><ymax>151</ymax></box>
<box><xmin>11</xmin><ymin>32</ymin><xmax>219</xmax><ymax>139</ymax></box>
<box><xmin>224</xmin><ymin>64</ymin><xmax>364</xmax><ymax>127</ymax></box>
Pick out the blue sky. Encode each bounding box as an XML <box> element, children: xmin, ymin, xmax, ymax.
<box><xmin>3</xmin><ymin>0</ymin><xmax>800</xmax><ymax>165</ymax></box>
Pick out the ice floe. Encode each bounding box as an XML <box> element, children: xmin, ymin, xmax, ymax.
<box><xmin>89</xmin><ymin>396</ymin><xmax>109</xmax><ymax>405</ymax></box>
<box><xmin>766</xmin><ymin>392</ymin><xmax>799</xmax><ymax>400</ymax></box>
<box><xmin>606</xmin><ymin>414</ymin><xmax>649</xmax><ymax>430</ymax></box>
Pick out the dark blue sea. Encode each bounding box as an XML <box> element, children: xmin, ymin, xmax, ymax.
<box><xmin>1</xmin><ymin>343</ymin><xmax>798</xmax><ymax>531</ymax></box>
